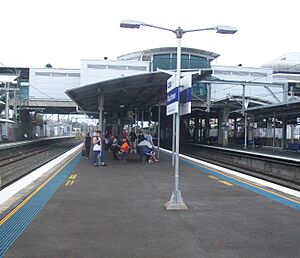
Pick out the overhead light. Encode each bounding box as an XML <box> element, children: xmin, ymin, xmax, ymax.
<box><xmin>120</xmin><ymin>104</ymin><xmax>125</xmax><ymax>108</ymax></box>
<box><xmin>120</xmin><ymin>20</ymin><xmax>143</xmax><ymax>29</ymax></box>
<box><xmin>216</xmin><ymin>25</ymin><xmax>238</xmax><ymax>34</ymax></box>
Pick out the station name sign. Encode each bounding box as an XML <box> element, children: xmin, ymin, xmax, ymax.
<box><xmin>166</xmin><ymin>73</ymin><xmax>192</xmax><ymax>116</ymax></box>
<box><xmin>166</xmin><ymin>76</ymin><xmax>178</xmax><ymax>116</ymax></box>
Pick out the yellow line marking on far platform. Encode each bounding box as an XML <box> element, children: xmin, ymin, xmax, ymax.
<box><xmin>219</xmin><ymin>180</ymin><xmax>234</xmax><ymax>186</ymax></box>
<box><xmin>190</xmin><ymin>160</ymin><xmax>300</xmax><ymax>205</ymax></box>
<box><xmin>208</xmin><ymin>175</ymin><xmax>233</xmax><ymax>186</ymax></box>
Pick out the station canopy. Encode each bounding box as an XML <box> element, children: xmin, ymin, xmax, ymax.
<box><xmin>66</xmin><ymin>72</ymin><xmax>172</xmax><ymax>115</ymax></box>
<box><xmin>244</xmin><ymin>100</ymin><xmax>300</xmax><ymax>124</ymax></box>
<box><xmin>66</xmin><ymin>71</ymin><xmax>212</xmax><ymax>116</ymax></box>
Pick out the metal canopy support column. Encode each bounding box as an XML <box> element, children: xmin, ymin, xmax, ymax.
<box><xmin>5</xmin><ymin>83</ymin><xmax>9</xmax><ymax>121</ymax></box>
<box><xmin>218</xmin><ymin>107</ymin><xmax>230</xmax><ymax>146</ymax></box>
<box><xmin>200</xmin><ymin>118</ymin><xmax>203</xmax><ymax>142</ymax></box>
<box><xmin>206</xmin><ymin>83</ymin><xmax>211</xmax><ymax>113</ymax></box>
<box><xmin>252</xmin><ymin>116</ymin><xmax>255</xmax><ymax>149</ymax></box>
<box><xmin>242</xmin><ymin>85</ymin><xmax>247</xmax><ymax>149</ymax></box>
<box><xmin>157</xmin><ymin>105</ymin><xmax>161</xmax><ymax>159</ymax></box>
<box><xmin>13</xmin><ymin>89</ymin><xmax>17</xmax><ymax>120</ymax></box>
<box><xmin>135</xmin><ymin>109</ymin><xmax>138</xmax><ymax>134</ymax></box>
<box><xmin>141</xmin><ymin>111</ymin><xmax>144</xmax><ymax>132</ymax></box>
<box><xmin>282</xmin><ymin>115</ymin><xmax>286</xmax><ymax>149</ymax></box>
<box><xmin>272</xmin><ymin>112</ymin><xmax>276</xmax><ymax>152</ymax></box>
<box><xmin>291</xmin><ymin>124</ymin><xmax>294</xmax><ymax>144</ymax></box>
<box><xmin>3</xmin><ymin>82</ymin><xmax>10</xmax><ymax>138</ymax></box>
<box><xmin>194</xmin><ymin>115</ymin><xmax>199</xmax><ymax>143</ymax></box>
<box><xmin>98</xmin><ymin>94</ymin><xmax>104</xmax><ymax>133</ymax></box>
<box><xmin>204</xmin><ymin>116</ymin><xmax>210</xmax><ymax>143</ymax></box>
<box><xmin>148</xmin><ymin>107</ymin><xmax>152</xmax><ymax>133</ymax></box>
<box><xmin>244</xmin><ymin>113</ymin><xmax>248</xmax><ymax>149</ymax></box>
<box><xmin>234</xmin><ymin>118</ymin><xmax>237</xmax><ymax>139</ymax></box>
<box><xmin>172</xmin><ymin>113</ymin><xmax>175</xmax><ymax>166</ymax></box>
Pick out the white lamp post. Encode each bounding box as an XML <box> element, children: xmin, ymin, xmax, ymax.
<box><xmin>121</xmin><ymin>20</ymin><xmax>237</xmax><ymax>210</ymax></box>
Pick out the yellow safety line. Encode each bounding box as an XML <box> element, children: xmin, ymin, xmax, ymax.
<box><xmin>219</xmin><ymin>180</ymin><xmax>234</xmax><ymax>186</ymax></box>
<box><xmin>70</xmin><ymin>180</ymin><xmax>74</xmax><ymax>186</ymax></box>
<box><xmin>208</xmin><ymin>175</ymin><xmax>233</xmax><ymax>186</ymax></box>
<box><xmin>0</xmin><ymin>153</ymin><xmax>78</xmax><ymax>225</ymax></box>
<box><xmin>72</xmin><ymin>174</ymin><xmax>77</xmax><ymax>180</ymax></box>
<box><xmin>187</xmin><ymin>159</ymin><xmax>300</xmax><ymax>205</ymax></box>
<box><xmin>65</xmin><ymin>180</ymin><xmax>71</xmax><ymax>186</ymax></box>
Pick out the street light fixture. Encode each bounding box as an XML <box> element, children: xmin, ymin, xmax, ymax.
<box><xmin>121</xmin><ymin>20</ymin><xmax>237</xmax><ymax>210</ymax></box>
<box><xmin>120</xmin><ymin>20</ymin><xmax>238</xmax><ymax>35</ymax></box>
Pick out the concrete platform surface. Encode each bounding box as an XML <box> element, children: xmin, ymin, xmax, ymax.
<box><xmin>3</xmin><ymin>151</ymin><xmax>300</xmax><ymax>258</ymax></box>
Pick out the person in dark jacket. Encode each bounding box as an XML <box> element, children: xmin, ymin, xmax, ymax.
<box><xmin>84</xmin><ymin>132</ymin><xmax>91</xmax><ymax>159</ymax></box>
<box><xmin>111</xmin><ymin>135</ymin><xmax>120</xmax><ymax>160</ymax></box>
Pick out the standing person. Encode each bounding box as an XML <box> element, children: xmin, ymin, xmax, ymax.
<box><xmin>111</xmin><ymin>135</ymin><xmax>120</xmax><ymax>160</ymax></box>
<box><xmin>129</xmin><ymin>129</ymin><xmax>137</xmax><ymax>152</ymax></box>
<box><xmin>84</xmin><ymin>132</ymin><xmax>91</xmax><ymax>159</ymax></box>
<box><xmin>92</xmin><ymin>130</ymin><xmax>107</xmax><ymax>166</ymax></box>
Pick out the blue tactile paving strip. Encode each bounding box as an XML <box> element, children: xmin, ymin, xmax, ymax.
<box><xmin>0</xmin><ymin>154</ymin><xmax>81</xmax><ymax>257</ymax></box>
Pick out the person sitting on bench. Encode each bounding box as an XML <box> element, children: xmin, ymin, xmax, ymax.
<box><xmin>119</xmin><ymin>137</ymin><xmax>130</xmax><ymax>154</ymax></box>
<box><xmin>137</xmin><ymin>138</ymin><xmax>159</xmax><ymax>163</ymax></box>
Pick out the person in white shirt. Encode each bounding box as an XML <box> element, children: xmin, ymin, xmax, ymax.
<box><xmin>92</xmin><ymin>130</ymin><xmax>107</xmax><ymax>166</ymax></box>
<box><xmin>137</xmin><ymin>139</ymin><xmax>159</xmax><ymax>163</ymax></box>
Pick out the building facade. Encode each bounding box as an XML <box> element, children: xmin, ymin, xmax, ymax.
<box><xmin>29</xmin><ymin>68</ymin><xmax>80</xmax><ymax>100</ymax></box>
<box><xmin>261</xmin><ymin>53</ymin><xmax>300</xmax><ymax>100</ymax></box>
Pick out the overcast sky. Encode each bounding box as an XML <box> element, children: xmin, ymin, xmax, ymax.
<box><xmin>1</xmin><ymin>0</ymin><xmax>299</xmax><ymax>69</ymax></box>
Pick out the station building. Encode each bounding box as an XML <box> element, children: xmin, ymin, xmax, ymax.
<box><xmin>66</xmin><ymin>48</ymin><xmax>297</xmax><ymax>149</ymax></box>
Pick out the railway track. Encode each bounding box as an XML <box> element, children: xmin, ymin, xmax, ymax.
<box><xmin>180</xmin><ymin>143</ymin><xmax>300</xmax><ymax>191</ymax></box>
<box><xmin>0</xmin><ymin>138</ymin><xmax>81</xmax><ymax>189</ymax></box>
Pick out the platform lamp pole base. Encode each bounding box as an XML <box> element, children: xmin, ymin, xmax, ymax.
<box><xmin>165</xmin><ymin>190</ymin><xmax>188</xmax><ymax>210</ymax></box>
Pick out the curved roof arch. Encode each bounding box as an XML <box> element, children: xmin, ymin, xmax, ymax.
<box><xmin>117</xmin><ymin>47</ymin><xmax>219</xmax><ymax>61</ymax></box>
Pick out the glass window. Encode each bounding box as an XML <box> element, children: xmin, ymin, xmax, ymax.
<box><xmin>152</xmin><ymin>54</ymin><xmax>171</xmax><ymax>71</ymax></box>
<box><xmin>171</xmin><ymin>54</ymin><xmax>177</xmax><ymax>70</ymax></box>
<box><xmin>19</xmin><ymin>85</ymin><xmax>29</xmax><ymax>100</ymax></box>
<box><xmin>181</xmin><ymin>54</ymin><xmax>190</xmax><ymax>69</ymax></box>
<box><xmin>190</xmin><ymin>55</ymin><xmax>210</xmax><ymax>69</ymax></box>
<box><xmin>192</xmin><ymin>82</ymin><xmax>207</xmax><ymax>99</ymax></box>
<box><xmin>152</xmin><ymin>53</ymin><xmax>212</xmax><ymax>71</ymax></box>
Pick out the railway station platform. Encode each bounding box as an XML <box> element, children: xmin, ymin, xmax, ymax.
<box><xmin>0</xmin><ymin>147</ymin><xmax>299</xmax><ymax>258</ymax></box>
<box><xmin>184</xmin><ymin>141</ymin><xmax>300</xmax><ymax>162</ymax></box>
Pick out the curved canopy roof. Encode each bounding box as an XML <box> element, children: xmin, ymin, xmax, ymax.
<box><xmin>66</xmin><ymin>70</ymin><xmax>210</xmax><ymax>116</ymax></box>
<box><xmin>66</xmin><ymin>72</ymin><xmax>172</xmax><ymax>114</ymax></box>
